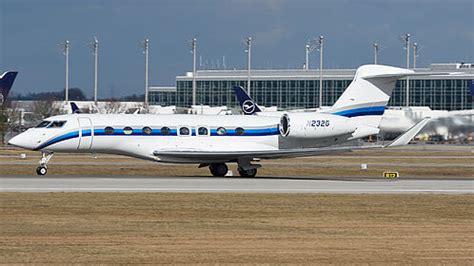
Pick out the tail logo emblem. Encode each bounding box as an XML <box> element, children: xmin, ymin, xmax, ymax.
<box><xmin>242</xmin><ymin>100</ymin><xmax>255</xmax><ymax>114</ymax></box>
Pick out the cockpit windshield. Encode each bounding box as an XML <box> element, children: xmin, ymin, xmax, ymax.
<box><xmin>35</xmin><ymin>120</ymin><xmax>67</xmax><ymax>128</ymax></box>
<box><xmin>35</xmin><ymin>121</ymin><xmax>51</xmax><ymax>128</ymax></box>
<box><xmin>48</xmin><ymin>121</ymin><xmax>67</xmax><ymax>128</ymax></box>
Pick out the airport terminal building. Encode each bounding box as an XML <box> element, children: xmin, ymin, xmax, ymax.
<box><xmin>149</xmin><ymin>63</ymin><xmax>474</xmax><ymax>111</ymax></box>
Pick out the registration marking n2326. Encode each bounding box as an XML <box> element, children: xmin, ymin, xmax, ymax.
<box><xmin>307</xmin><ymin>120</ymin><xmax>330</xmax><ymax>127</ymax></box>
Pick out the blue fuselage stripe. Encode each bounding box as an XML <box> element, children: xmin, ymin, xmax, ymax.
<box><xmin>35</xmin><ymin>126</ymin><xmax>279</xmax><ymax>150</ymax></box>
<box><xmin>34</xmin><ymin>131</ymin><xmax>80</xmax><ymax>151</ymax></box>
<box><xmin>332</xmin><ymin>106</ymin><xmax>385</xmax><ymax>118</ymax></box>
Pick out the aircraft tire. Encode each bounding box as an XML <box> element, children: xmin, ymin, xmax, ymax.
<box><xmin>36</xmin><ymin>166</ymin><xmax>47</xmax><ymax>176</ymax></box>
<box><xmin>209</xmin><ymin>163</ymin><xmax>228</xmax><ymax>177</ymax></box>
<box><xmin>238</xmin><ymin>167</ymin><xmax>257</xmax><ymax>177</ymax></box>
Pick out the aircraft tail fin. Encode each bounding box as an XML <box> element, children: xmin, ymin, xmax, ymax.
<box><xmin>330</xmin><ymin>65</ymin><xmax>415</xmax><ymax>128</ymax></box>
<box><xmin>0</xmin><ymin>71</ymin><xmax>18</xmax><ymax>104</ymax></box>
<box><xmin>70</xmin><ymin>102</ymin><xmax>82</xmax><ymax>114</ymax></box>
<box><xmin>233</xmin><ymin>85</ymin><xmax>262</xmax><ymax>115</ymax></box>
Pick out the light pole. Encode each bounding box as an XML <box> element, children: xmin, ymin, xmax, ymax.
<box><xmin>304</xmin><ymin>39</ymin><xmax>318</xmax><ymax>70</ymax></box>
<box><xmin>62</xmin><ymin>40</ymin><xmax>70</xmax><ymax>103</ymax></box>
<box><xmin>402</xmin><ymin>33</ymin><xmax>411</xmax><ymax>107</ymax></box>
<box><xmin>373</xmin><ymin>42</ymin><xmax>379</xmax><ymax>64</ymax></box>
<box><xmin>245</xmin><ymin>37</ymin><xmax>252</xmax><ymax>95</ymax></box>
<box><xmin>318</xmin><ymin>35</ymin><xmax>324</xmax><ymax>108</ymax></box>
<box><xmin>413</xmin><ymin>42</ymin><xmax>418</xmax><ymax>69</ymax></box>
<box><xmin>143</xmin><ymin>38</ymin><xmax>149</xmax><ymax>106</ymax></box>
<box><xmin>305</xmin><ymin>44</ymin><xmax>309</xmax><ymax>70</ymax></box>
<box><xmin>191</xmin><ymin>38</ymin><xmax>197</xmax><ymax>106</ymax></box>
<box><xmin>91</xmin><ymin>37</ymin><xmax>99</xmax><ymax>105</ymax></box>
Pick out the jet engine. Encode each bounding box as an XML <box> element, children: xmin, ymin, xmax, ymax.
<box><xmin>279</xmin><ymin>113</ymin><xmax>357</xmax><ymax>139</ymax></box>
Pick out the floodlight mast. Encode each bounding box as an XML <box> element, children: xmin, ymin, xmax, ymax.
<box><xmin>304</xmin><ymin>39</ymin><xmax>318</xmax><ymax>70</ymax></box>
<box><xmin>245</xmin><ymin>37</ymin><xmax>252</xmax><ymax>95</ymax></box>
<box><xmin>413</xmin><ymin>42</ymin><xmax>418</xmax><ymax>69</ymax></box>
<box><xmin>318</xmin><ymin>35</ymin><xmax>324</xmax><ymax>108</ymax></box>
<box><xmin>373</xmin><ymin>43</ymin><xmax>379</xmax><ymax>64</ymax></box>
<box><xmin>92</xmin><ymin>37</ymin><xmax>99</xmax><ymax>105</ymax></box>
<box><xmin>191</xmin><ymin>38</ymin><xmax>197</xmax><ymax>106</ymax></box>
<box><xmin>143</xmin><ymin>39</ymin><xmax>149</xmax><ymax>106</ymax></box>
<box><xmin>402</xmin><ymin>33</ymin><xmax>411</xmax><ymax>107</ymax></box>
<box><xmin>62</xmin><ymin>40</ymin><xmax>70</xmax><ymax>103</ymax></box>
<box><xmin>305</xmin><ymin>44</ymin><xmax>309</xmax><ymax>70</ymax></box>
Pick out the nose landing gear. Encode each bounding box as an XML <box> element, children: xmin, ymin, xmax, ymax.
<box><xmin>36</xmin><ymin>152</ymin><xmax>54</xmax><ymax>176</ymax></box>
<box><xmin>36</xmin><ymin>166</ymin><xmax>48</xmax><ymax>175</ymax></box>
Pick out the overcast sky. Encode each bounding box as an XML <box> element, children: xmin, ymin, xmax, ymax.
<box><xmin>1</xmin><ymin>0</ymin><xmax>473</xmax><ymax>98</ymax></box>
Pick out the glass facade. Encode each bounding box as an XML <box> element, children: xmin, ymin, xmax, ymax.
<box><xmin>389</xmin><ymin>79</ymin><xmax>473</xmax><ymax>110</ymax></box>
<box><xmin>149</xmin><ymin>67</ymin><xmax>474</xmax><ymax>111</ymax></box>
<box><xmin>172</xmin><ymin>80</ymin><xmax>352</xmax><ymax>109</ymax></box>
<box><xmin>149</xmin><ymin>90</ymin><xmax>176</xmax><ymax>106</ymax></box>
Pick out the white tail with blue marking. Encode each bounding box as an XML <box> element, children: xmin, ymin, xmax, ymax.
<box><xmin>330</xmin><ymin>65</ymin><xmax>414</xmax><ymax>128</ymax></box>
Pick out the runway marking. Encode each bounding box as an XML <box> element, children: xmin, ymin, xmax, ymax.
<box><xmin>0</xmin><ymin>188</ymin><xmax>472</xmax><ymax>193</ymax></box>
<box><xmin>1</xmin><ymin>177</ymin><xmax>472</xmax><ymax>194</ymax></box>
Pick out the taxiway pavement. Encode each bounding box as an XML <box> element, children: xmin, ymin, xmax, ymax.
<box><xmin>0</xmin><ymin>176</ymin><xmax>472</xmax><ymax>193</ymax></box>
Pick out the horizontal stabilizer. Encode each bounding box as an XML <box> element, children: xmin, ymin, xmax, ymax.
<box><xmin>363</xmin><ymin>72</ymin><xmax>452</xmax><ymax>80</ymax></box>
<box><xmin>386</xmin><ymin>117</ymin><xmax>431</xmax><ymax>148</ymax></box>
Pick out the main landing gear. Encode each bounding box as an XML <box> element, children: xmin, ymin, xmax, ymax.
<box><xmin>237</xmin><ymin>167</ymin><xmax>257</xmax><ymax>177</ymax></box>
<box><xmin>207</xmin><ymin>162</ymin><xmax>259</xmax><ymax>177</ymax></box>
<box><xmin>36</xmin><ymin>152</ymin><xmax>54</xmax><ymax>176</ymax></box>
<box><xmin>209</xmin><ymin>163</ymin><xmax>228</xmax><ymax>177</ymax></box>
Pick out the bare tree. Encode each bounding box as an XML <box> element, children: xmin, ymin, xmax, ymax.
<box><xmin>0</xmin><ymin>101</ymin><xmax>21</xmax><ymax>145</ymax></box>
<box><xmin>103</xmin><ymin>99</ymin><xmax>127</xmax><ymax>114</ymax></box>
<box><xmin>32</xmin><ymin>99</ymin><xmax>61</xmax><ymax>119</ymax></box>
<box><xmin>0</xmin><ymin>104</ymin><xmax>8</xmax><ymax>145</ymax></box>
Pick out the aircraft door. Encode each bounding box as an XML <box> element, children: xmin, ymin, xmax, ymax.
<box><xmin>77</xmin><ymin>118</ymin><xmax>93</xmax><ymax>150</ymax></box>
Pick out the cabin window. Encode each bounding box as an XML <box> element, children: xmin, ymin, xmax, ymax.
<box><xmin>48</xmin><ymin>121</ymin><xmax>67</xmax><ymax>128</ymax></box>
<box><xmin>142</xmin><ymin>126</ymin><xmax>152</xmax><ymax>135</ymax></box>
<box><xmin>217</xmin><ymin>127</ymin><xmax>227</xmax><ymax>135</ymax></box>
<box><xmin>35</xmin><ymin>121</ymin><xmax>51</xmax><ymax>128</ymax></box>
<box><xmin>104</xmin><ymin>127</ymin><xmax>114</xmax><ymax>135</ymax></box>
<box><xmin>161</xmin><ymin>126</ymin><xmax>170</xmax><ymax>135</ymax></box>
<box><xmin>198</xmin><ymin>126</ymin><xmax>209</xmax><ymax>136</ymax></box>
<box><xmin>123</xmin><ymin>127</ymin><xmax>133</xmax><ymax>135</ymax></box>
<box><xmin>179</xmin><ymin>127</ymin><xmax>190</xmax><ymax>136</ymax></box>
<box><xmin>235</xmin><ymin>127</ymin><xmax>245</xmax><ymax>136</ymax></box>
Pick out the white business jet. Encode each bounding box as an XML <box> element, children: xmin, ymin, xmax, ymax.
<box><xmin>9</xmin><ymin>65</ymin><xmax>431</xmax><ymax>177</ymax></box>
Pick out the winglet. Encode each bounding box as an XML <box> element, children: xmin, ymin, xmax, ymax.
<box><xmin>233</xmin><ymin>86</ymin><xmax>262</xmax><ymax>115</ymax></box>
<box><xmin>386</xmin><ymin>117</ymin><xmax>431</xmax><ymax>148</ymax></box>
<box><xmin>70</xmin><ymin>102</ymin><xmax>82</xmax><ymax>114</ymax></box>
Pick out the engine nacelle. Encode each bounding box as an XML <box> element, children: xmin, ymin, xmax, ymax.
<box><xmin>279</xmin><ymin>113</ymin><xmax>357</xmax><ymax>139</ymax></box>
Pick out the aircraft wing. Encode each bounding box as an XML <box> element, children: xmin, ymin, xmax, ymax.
<box><xmin>153</xmin><ymin>144</ymin><xmax>384</xmax><ymax>162</ymax></box>
<box><xmin>152</xmin><ymin>117</ymin><xmax>430</xmax><ymax>162</ymax></box>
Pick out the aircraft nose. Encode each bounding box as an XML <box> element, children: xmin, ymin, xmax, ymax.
<box><xmin>8</xmin><ymin>132</ymin><xmax>37</xmax><ymax>150</ymax></box>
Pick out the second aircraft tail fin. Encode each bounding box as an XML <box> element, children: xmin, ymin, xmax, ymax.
<box><xmin>233</xmin><ymin>86</ymin><xmax>262</xmax><ymax>115</ymax></box>
<box><xmin>70</xmin><ymin>102</ymin><xmax>82</xmax><ymax>114</ymax></box>
<box><xmin>0</xmin><ymin>71</ymin><xmax>18</xmax><ymax>104</ymax></box>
